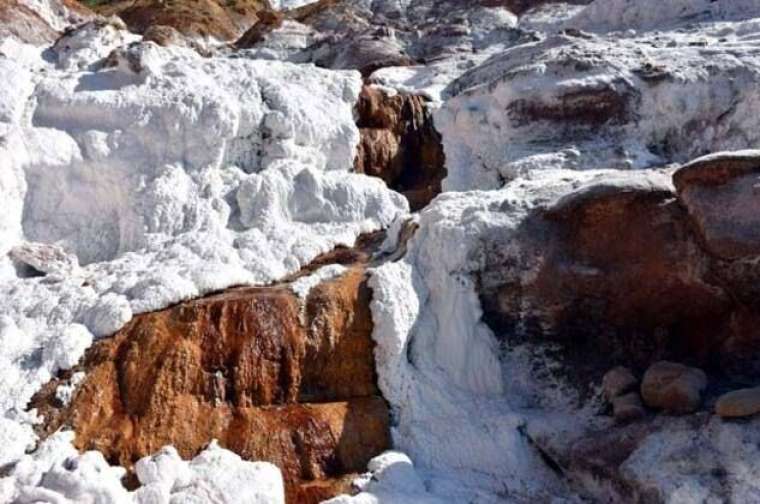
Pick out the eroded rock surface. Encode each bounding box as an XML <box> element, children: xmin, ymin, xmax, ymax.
<box><xmin>640</xmin><ymin>361</ymin><xmax>707</xmax><ymax>415</ymax></box>
<box><xmin>0</xmin><ymin>0</ymin><xmax>91</xmax><ymax>44</ymax></box>
<box><xmin>354</xmin><ymin>85</ymin><xmax>446</xmax><ymax>210</ymax></box>
<box><xmin>93</xmin><ymin>0</ymin><xmax>270</xmax><ymax>39</ymax></box>
<box><xmin>33</xmin><ymin>265</ymin><xmax>390</xmax><ymax>502</ymax></box>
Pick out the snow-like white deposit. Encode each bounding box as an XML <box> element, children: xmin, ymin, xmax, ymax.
<box><xmin>567</xmin><ymin>0</ymin><xmax>760</xmax><ymax>33</ymax></box>
<box><xmin>269</xmin><ymin>0</ymin><xmax>317</xmax><ymax>10</ymax></box>
<box><xmin>0</xmin><ymin>19</ymin><xmax>406</xmax><ymax>500</ymax></box>
<box><xmin>362</xmin><ymin>170</ymin><xmax>626</xmax><ymax>502</ymax></box>
<box><xmin>2</xmin><ymin>433</ymin><xmax>285</xmax><ymax>503</ymax></box>
<box><xmin>290</xmin><ymin>264</ymin><xmax>348</xmax><ymax>299</ymax></box>
<box><xmin>436</xmin><ymin>15</ymin><xmax>760</xmax><ymax>191</ymax></box>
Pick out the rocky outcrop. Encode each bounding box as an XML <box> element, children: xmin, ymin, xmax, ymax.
<box><xmin>354</xmin><ymin>85</ymin><xmax>446</xmax><ymax>211</ymax></box>
<box><xmin>437</xmin><ymin>28</ymin><xmax>760</xmax><ymax>191</ymax></box>
<box><xmin>33</xmin><ymin>264</ymin><xmax>390</xmax><ymax>502</ymax></box>
<box><xmin>480</xmin><ymin>172</ymin><xmax>729</xmax><ymax>390</ymax></box>
<box><xmin>0</xmin><ymin>0</ymin><xmax>92</xmax><ymax>44</ymax></box>
<box><xmin>236</xmin><ymin>0</ymin><xmax>525</xmax><ymax>79</ymax></box>
<box><xmin>493</xmin><ymin>0</ymin><xmax>592</xmax><ymax>15</ymax></box>
<box><xmin>480</xmin><ymin>152</ymin><xmax>760</xmax><ymax>395</ymax></box>
<box><xmin>93</xmin><ymin>0</ymin><xmax>270</xmax><ymax>39</ymax></box>
<box><xmin>674</xmin><ymin>151</ymin><xmax>760</xmax><ymax>260</ymax></box>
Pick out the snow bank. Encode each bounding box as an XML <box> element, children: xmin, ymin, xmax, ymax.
<box><xmin>0</xmin><ymin>21</ymin><xmax>407</xmax><ymax>493</ymax></box>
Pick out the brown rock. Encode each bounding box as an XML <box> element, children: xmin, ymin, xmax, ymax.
<box><xmin>234</xmin><ymin>8</ymin><xmax>284</xmax><ymax>48</ymax></box>
<box><xmin>640</xmin><ymin>361</ymin><xmax>707</xmax><ymax>415</ymax></box>
<box><xmin>0</xmin><ymin>0</ymin><xmax>93</xmax><ymax>45</ymax></box>
<box><xmin>612</xmin><ymin>392</ymin><xmax>645</xmax><ymax>422</ymax></box>
<box><xmin>354</xmin><ymin>85</ymin><xmax>446</xmax><ymax>211</ymax></box>
<box><xmin>602</xmin><ymin>366</ymin><xmax>638</xmax><ymax>401</ymax></box>
<box><xmin>715</xmin><ymin>387</ymin><xmax>760</xmax><ymax>418</ymax></box>
<box><xmin>142</xmin><ymin>24</ymin><xmax>185</xmax><ymax>47</ymax></box>
<box><xmin>507</xmin><ymin>79</ymin><xmax>636</xmax><ymax>128</ymax></box>
<box><xmin>674</xmin><ymin>151</ymin><xmax>760</xmax><ymax>260</ymax></box>
<box><xmin>32</xmin><ymin>266</ymin><xmax>389</xmax><ymax>501</ymax></box>
<box><xmin>480</xmin><ymin>173</ymin><xmax>731</xmax><ymax>396</ymax></box>
<box><xmin>93</xmin><ymin>0</ymin><xmax>269</xmax><ymax>40</ymax></box>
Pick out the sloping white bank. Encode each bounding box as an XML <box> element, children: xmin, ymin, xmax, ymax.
<box><xmin>0</xmin><ymin>23</ymin><xmax>407</xmax><ymax>503</ymax></box>
<box><xmin>344</xmin><ymin>170</ymin><xmax>620</xmax><ymax>503</ymax></box>
<box><xmin>436</xmin><ymin>9</ymin><xmax>760</xmax><ymax>191</ymax></box>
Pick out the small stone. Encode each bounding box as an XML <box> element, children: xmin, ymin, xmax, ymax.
<box><xmin>715</xmin><ymin>387</ymin><xmax>760</xmax><ymax>418</ymax></box>
<box><xmin>612</xmin><ymin>392</ymin><xmax>646</xmax><ymax>422</ymax></box>
<box><xmin>602</xmin><ymin>366</ymin><xmax>638</xmax><ymax>401</ymax></box>
<box><xmin>641</xmin><ymin>361</ymin><xmax>707</xmax><ymax>415</ymax></box>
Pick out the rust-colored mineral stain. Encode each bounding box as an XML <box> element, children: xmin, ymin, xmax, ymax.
<box><xmin>354</xmin><ymin>85</ymin><xmax>446</xmax><ymax>211</ymax></box>
<box><xmin>32</xmin><ymin>266</ymin><xmax>390</xmax><ymax>502</ymax></box>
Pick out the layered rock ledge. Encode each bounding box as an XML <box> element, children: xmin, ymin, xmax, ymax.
<box><xmin>32</xmin><ymin>256</ymin><xmax>391</xmax><ymax>503</ymax></box>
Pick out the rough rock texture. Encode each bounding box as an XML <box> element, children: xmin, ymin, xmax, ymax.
<box><xmin>674</xmin><ymin>152</ymin><xmax>760</xmax><ymax>378</ymax></box>
<box><xmin>0</xmin><ymin>0</ymin><xmax>91</xmax><ymax>44</ymax></box>
<box><xmin>674</xmin><ymin>151</ymin><xmax>760</xmax><ymax>260</ymax></box>
<box><xmin>602</xmin><ymin>366</ymin><xmax>638</xmax><ymax>402</ymax></box>
<box><xmin>715</xmin><ymin>387</ymin><xmax>760</xmax><ymax>418</ymax></box>
<box><xmin>236</xmin><ymin>0</ymin><xmax>525</xmax><ymax>94</ymax></box>
<box><xmin>480</xmin><ymin>172</ymin><xmax>731</xmax><ymax>392</ymax></box>
<box><xmin>93</xmin><ymin>0</ymin><xmax>270</xmax><ymax>39</ymax></box>
<box><xmin>437</xmin><ymin>22</ymin><xmax>760</xmax><ymax>191</ymax></box>
<box><xmin>640</xmin><ymin>361</ymin><xmax>707</xmax><ymax>415</ymax></box>
<box><xmin>612</xmin><ymin>392</ymin><xmax>645</xmax><ymax>423</ymax></box>
<box><xmin>7</xmin><ymin>1</ymin><xmax>760</xmax><ymax>504</ymax></box>
<box><xmin>33</xmin><ymin>266</ymin><xmax>390</xmax><ymax>501</ymax></box>
<box><xmin>354</xmin><ymin>85</ymin><xmax>446</xmax><ymax>211</ymax></box>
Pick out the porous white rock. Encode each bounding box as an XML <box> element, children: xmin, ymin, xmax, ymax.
<box><xmin>324</xmin><ymin>451</ymin><xmax>446</xmax><ymax>504</ymax></box>
<box><xmin>135</xmin><ymin>442</ymin><xmax>285</xmax><ymax>503</ymax></box>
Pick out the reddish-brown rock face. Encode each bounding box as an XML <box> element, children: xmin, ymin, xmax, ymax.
<box><xmin>480</xmin><ymin>159</ymin><xmax>760</xmax><ymax>386</ymax></box>
<box><xmin>33</xmin><ymin>266</ymin><xmax>390</xmax><ymax>503</ymax></box>
<box><xmin>674</xmin><ymin>152</ymin><xmax>760</xmax><ymax>260</ymax></box>
<box><xmin>93</xmin><ymin>0</ymin><xmax>269</xmax><ymax>39</ymax></box>
<box><xmin>354</xmin><ymin>85</ymin><xmax>446</xmax><ymax>211</ymax></box>
<box><xmin>0</xmin><ymin>0</ymin><xmax>92</xmax><ymax>44</ymax></box>
<box><xmin>481</xmin><ymin>177</ymin><xmax>730</xmax><ymax>385</ymax></box>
